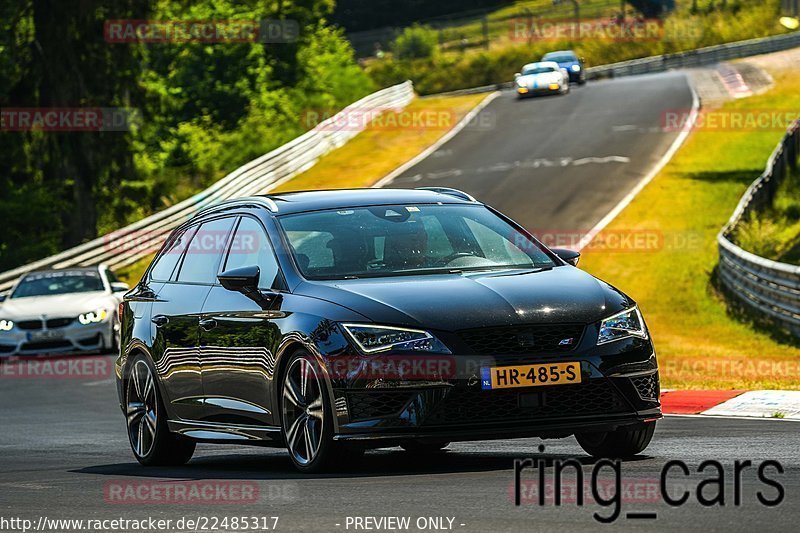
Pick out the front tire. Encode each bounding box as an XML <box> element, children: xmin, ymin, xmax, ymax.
<box><xmin>280</xmin><ymin>350</ymin><xmax>363</xmax><ymax>473</ymax></box>
<box><xmin>125</xmin><ymin>355</ymin><xmax>195</xmax><ymax>466</ymax></box>
<box><xmin>575</xmin><ymin>422</ymin><xmax>656</xmax><ymax>458</ymax></box>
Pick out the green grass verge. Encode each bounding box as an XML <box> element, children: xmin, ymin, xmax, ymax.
<box><xmin>579</xmin><ymin>57</ymin><xmax>800</xmax><ymax>390</ymax></box>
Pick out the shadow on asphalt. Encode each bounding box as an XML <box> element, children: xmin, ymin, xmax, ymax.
<box><xmin>74</xmin><ymin>449</ymin><xmax>651</xmax><ymax>480</ymax></box>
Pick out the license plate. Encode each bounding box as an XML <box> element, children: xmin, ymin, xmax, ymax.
<box><xmin>27</xmin><ymin>330</ymin><xmax>64</xmax><ymax>342</ymax></box>
<box><xmin>481</xmin><ymin>362</ymin><xmax>581</xmax><ymax>390</ymax></box>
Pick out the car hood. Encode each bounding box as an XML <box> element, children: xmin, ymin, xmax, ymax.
<box><xmin>518</xmin><ymin>72</ymin><xmax>562</xmax><ymax>86</ymax></box>
<box><xmin>298</xmin><ymin>267</ymin><xmax>632</xmax><ymax>331</ymax></box>
<box><xmin>0</xmin><ymin>291</ymin><xmax>115</xmax><ymax>319</ymax></box>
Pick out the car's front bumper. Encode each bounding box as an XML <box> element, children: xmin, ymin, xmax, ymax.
<box><xmin>332</xmin><ymin>371</ymin><xmax>660</xmax><ymax>444</ymax></box>
<box><xmin>327</xmin><ymin>332</ymin><xmax>660</xmax><ymax>443</ymax></box>
<box><xmin>517</xmin><ymin>85</ymin><xmax>562</xmax><ymax>96</ymax></box>
<box><xmin>0</xmin><ymin>320</ymin><xmax>114</xmax><ymax>357</ymax></box>
<box><xmin>567</xmin><ymin>70</ymin><xmax>584</xmax><ymax>83</ymax></box>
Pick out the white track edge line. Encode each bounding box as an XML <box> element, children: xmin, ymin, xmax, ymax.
<box><xmin>575</xmin><ymin>74</ymin><xmax>700</xmax><ymax>251</ymax></box>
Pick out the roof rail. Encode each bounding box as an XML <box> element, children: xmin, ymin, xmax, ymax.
<box><xmin>415</xmin><ymin>187</ymin><xmax>477</xmax><ymax>202</ymax></box>
<box><xmin>194</xmin><ymin>196</ymin><xmax>279</xmax><ymax>218</ymax></box>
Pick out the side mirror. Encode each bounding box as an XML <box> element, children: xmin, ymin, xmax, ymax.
<box><xmin>552</xmin><ymin>248</ymin><xmax>581</xmax><ymax>267</ymax></box>
<box><xmin>0</xmin><ymin>294</ymin><xmax>6</xmax><ymax>303</ymax></box>
<box><xmin>218</xmin><ymin>265</ymin><xmax>261</xmax><ymax>292</ymax></box>
<box><xmin>110</xmin><ymin>282</ymin><xmax>129</xmax><ymax>293</ymax></box>
<box><xmin>514</xmin><ymin>72</ymin><xmax>521</xmax><ymax>79</ymax></box>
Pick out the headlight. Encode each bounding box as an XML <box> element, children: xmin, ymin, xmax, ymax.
<box><xmin>597</xmin><ymin>306</ymin><xmax>648</xmax><ymax>345</ymax></box>
<box><xmin>0</xmin><ymin>319</ymin><xmax>13</xmax><ymax>331</ymax></box>
<box><xmin>78</xmin><ymin>308</ymin><xmax>108</xmax><ymax>325</ymax></box>
<box><xmin>516</xmin><ymin>78</ymin><xmax>527</xmax><ymax>87</ymax></box>
<box><xmin>342</xmin><ymin>324</ymin><xmax>451</xmax><ymax>354</ymax></box>
<box><xmin>571</xmin><ymin>64</ymin><xmax>581</xmax><ymax>72</ymax></box>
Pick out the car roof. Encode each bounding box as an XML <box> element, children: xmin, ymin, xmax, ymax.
<box><xmin>199</xmin><ymin>188</ymin><xmax>480</xmax><ymax>217</ymax></box>
<box><xmin>522</xmin><ymin>61</ymin><xmax>560</xmax><ymax>71</ymax></box>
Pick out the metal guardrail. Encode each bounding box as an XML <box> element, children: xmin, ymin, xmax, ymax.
<box><xmin>0</xmin><ymin>81</ymin><xmax>414</xmax><ymax>293</ymax></box>
<box><xmin>717</xmin><ymin>120</ymin><xmax>800</xmax><ymax>336</ymax></box>
<box><xmin>586</xmin><ymin>31</ymin><xmax>800</xmax><ymax>80</ymax></box>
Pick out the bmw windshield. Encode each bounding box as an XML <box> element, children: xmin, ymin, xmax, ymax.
<box><xmin>278</xmin><ymin>204</ymin><xmax>556</xmax><ymax>280</ymax></box>
<box><xmin>543</xmin><ymin>53</ymin><xmax>577</xmax><ymax>63</ymax></box>
<box><xmin>521</xmin><ymin>66</ymin><xmax>557</xmax><ymax>75</ymax></box>
<box><xmin>11</xmin><ymin>271</ymin><xmax>105</xmax><ymax>298</ymax></box>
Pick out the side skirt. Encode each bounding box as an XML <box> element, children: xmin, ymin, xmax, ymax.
<box><xmin>168</xmin><ymin>420</ymin><xmax>284</xmax><ymax>446</ymax></box>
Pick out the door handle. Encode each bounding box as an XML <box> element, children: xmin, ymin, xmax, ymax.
<box><xmin>152</xmin><ymin>315</ymin><xmax>169</xmax><ymax>327</ymax></box>
<box><xmin>199</xmin><ymin>318</ymin><xmax>217</xmax><ymax>331</ymax></box>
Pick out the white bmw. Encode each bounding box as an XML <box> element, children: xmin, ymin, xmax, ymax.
<box><xmin>0</xmin><ymin>266</ymin><xmax>128</xmax><ymax>357</ymax></box>
<box><xmin>514</xmin><ymin>61</ymin><xmax>570</xmax><ymax>97</ymax></box>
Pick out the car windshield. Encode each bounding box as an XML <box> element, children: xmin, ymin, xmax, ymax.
<box><xmin>543</xmin><ymin>54</ymin><xmax>576</xmax><ymax>63</ymax></box>
<box><xmin>522</xmin><ymin>66</ymin><xmax>556</xmax><ymax>75</ymax></box>
<box><xmin>11</xmin><ymin>271</ymin><xmax>105</xmax><ymax>298</ymax></box>
<box><xmin>278</xmin><ymin>204</ymin><xmax>556</xmax><ymax>280</ymax></box>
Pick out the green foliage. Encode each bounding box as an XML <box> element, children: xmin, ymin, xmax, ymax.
<box><xmin>393</xmin><ymin>24</ymin><xmax>439</xmax><ymax>60</ymax></box>
<box><xmin>734</xmin><ymin>167</ymin><xmax>800</xmax><ymax>264</ymax></box>
<box><xmin>367</xmin><ymin>0</ymin><xmax>786</xmax><ymax>95</ymax></box>
<box><xmin>0</xmin><ymin>0</ymin><xmax>373</xmax><ymax>272</ymax></box>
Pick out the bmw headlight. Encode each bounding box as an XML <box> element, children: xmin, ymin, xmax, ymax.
<box><xmin>342</xmin><ymin>324</ymin><xmax>451</xmax><ymax>354</ymax></box>
<box><xmin>78</xmin><ymin>308</ymin><xmax>108</xmax><ymax>325</ymax></box>
<box><xmin>571</xmin><ymin>64</ymin><xmax>581</xmax><ymax>72</ymax></box>
<box><xmin>597</xmin><ymin>306</ymin><xmax>647</xmax><ymax>345</ymax></box>
<box><xmin>0</xmin><ymin>319</ymin><xmax>13</xmax><ymax>331</ymax></box>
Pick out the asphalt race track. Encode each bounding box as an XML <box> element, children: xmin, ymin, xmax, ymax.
<box><xmin>391</xmin><ymin>72</ymin><xmax>694</xmax><ymax>237</ymax></box>
<box><xmin>0</xmin><ymin>358</ymin><xmax>798</xmax><ymax>532</ymax></box>
<box><xmin>2</xmin><ymin>73</ymin><xmax>799</xmax><ymax>532</ymax></box>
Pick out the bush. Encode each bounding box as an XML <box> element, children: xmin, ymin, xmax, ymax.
<box><xmin>393</xmin><ymin>24</ymin><xmax>439</xmax><ymax>60</ymax></box>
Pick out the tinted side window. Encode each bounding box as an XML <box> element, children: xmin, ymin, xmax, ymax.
<box><xmin>177</xmin><ymin>217</ymin><xmax>236</xmax><ymax>284</ymax></box>
<box><xmin>224</xmin><ymin>217</ymin><xmax>280</xmax><ymax>289</ymax></box>
<box><xmin>150</xmin><ymin>227</ymin><xmax>195</xmax><ymax>282</ymax></box>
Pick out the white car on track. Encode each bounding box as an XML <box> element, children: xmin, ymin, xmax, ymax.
<box><xmin>0</xmin><ymin>265</ymin><xmax>128</xmax><ymax>357</ymax></box>
<box><xmin>514</xmin><ymin>61</ymin><xmax>570</xmax><ymax>97</ymax></box>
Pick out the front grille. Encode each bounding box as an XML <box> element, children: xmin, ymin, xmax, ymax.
<box><xmin>347</xmin><ymin>391</ymin><xmax>414</xmax><ymax>421</ymax></box>
<box><xmin>458</xmin><ymin>324</ymin><xmax>586</xmax><ymax>355</ymax></box>
<box><xmin>424</xmin><ymin>380</ymin><xmax>626</xmax><ymax>426</ymax></box>
<box><xmin>631</xmin><ymin>373</ymin><xmax>660</xmax><ymax>401</ymax></box>
<box><xmin>21</xmin><ymin>340</ymin><xmax>73</xmax><ymax>351</ymax></box>
<box><xmin>46</xmin><ymin>317</ymin><xmax>74</xmax><ymax>329</ymax></box>
<box><xmin>16</xmin><ymin>320</ymin><xmax>43</xmax><ymax>331</ymax></box>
